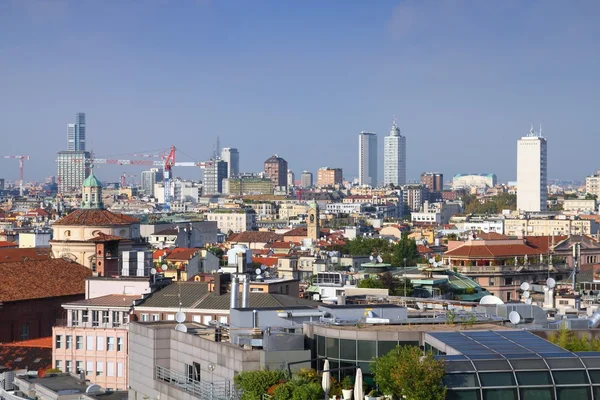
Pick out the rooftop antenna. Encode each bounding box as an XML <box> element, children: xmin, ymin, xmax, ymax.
<box><xmin>529</xmin><ymin>124</ymin><xmax>535</xmax><ymax>137</ymax></box>
<box><xmin>539</xmin><ymin>123</ymin><xmax>543</xmax><ymax>137</ymax></box>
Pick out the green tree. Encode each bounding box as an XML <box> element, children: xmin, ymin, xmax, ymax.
<box><xmin>462</xmin><ymin>193</ymin><xmax>517</xmax><ymax>214</ymax></box>
<box><xmin>547</xmin><ymin>329</ymin><xmax>600</xmax><ymax>351</ymax></box>
<box><xmin>358</xmin><ymin>277</ymin><xmax>385</xmax><ymax>289</ymax></box>
<box><xmin>392</xmin><ymin>233</ymin><xmax>420</xmax><ymax>266</ymax></box>
<box><xmin>373</xmin><ymin>345</ymin><xmax>446</xmax><ymax>400</ymax></box>
<box><xmin>234</xmin><ymin>370</ymin><xmax>287</xmax><ymax>400</ymax></box>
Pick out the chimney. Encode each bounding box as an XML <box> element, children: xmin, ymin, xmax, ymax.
<box><xmin>242</xmin><ymin>277</ymin><xmax>250</xmax><ymax>308</ymax></box>
<box><xmin>230</xmin><ymin>276</ymin><xmax>239</xmax><ymax>309</ymax></box>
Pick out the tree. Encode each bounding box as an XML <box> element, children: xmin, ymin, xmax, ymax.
<box><xmin>234</xmin><ymin>370</ymin><xmax>287</xmax><ymax>400</ymax></box>
<box><xmin>392</xmin><ymin>233</ymin><xmax>420</xmax><ymax>266</ymax></box>
<box><xmin>548</xmin><ymin>329</ymin><xmax>600</xmax><ymax>351</ymax></box>
<box><xmin>373</xmin><ymin>345</ymin><xmax>447</xmax><ymax>400</ymax></box>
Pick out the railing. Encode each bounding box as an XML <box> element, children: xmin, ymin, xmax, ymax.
<box><xmin>0</xmin><ymin>388</ymin><xmax>24</xmax><ymax>400</ymax></box>
<box><xmin>53</xmin><ymin>320</ymin><xmax>128</xmax><ymax>329</ymax></box>
<box><xmin>155</xmin><ymin>365</ymin><xmax>238</xmax><ymax>400</ymax></box>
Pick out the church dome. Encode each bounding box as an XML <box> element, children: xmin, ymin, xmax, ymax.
<box><xmin>82</xmin><ymin>167</ymin><xmax>102</xmax><ymax>188</ymax></box>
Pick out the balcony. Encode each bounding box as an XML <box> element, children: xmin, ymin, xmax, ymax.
<box><xmin>54</xmin><ymin>320</ymin><xmax>128</xmax><ymax>329</ymax></box>
<box><xmin>155</xmin><ymin>365</ymin><xmax>237</xmax><ymax>400</ymax></box>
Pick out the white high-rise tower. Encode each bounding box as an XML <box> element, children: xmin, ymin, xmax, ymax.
<box><xmin>517</xmin><ymin>125</ymin><xmax>547</xmax><ymax>212</ymax></box>
<box><xmin>384</xmin><ymin>120</ymin><xmax>406</xmax><ymax>186</ymax></box>
<box><xmin>221</xmin><ymin>148</ymin><xmax>239</xmax><ymax>178</ymax></box>
<box><xmin>358</xmin><ymin>132</ymin><xmax>377</xmax><ymax>187</ymax></box>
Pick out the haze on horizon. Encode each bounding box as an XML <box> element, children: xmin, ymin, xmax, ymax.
<box><xmin>1</xmin><ymin>0</ymin><xmax>599</xmax><ymax>184</ymax></box>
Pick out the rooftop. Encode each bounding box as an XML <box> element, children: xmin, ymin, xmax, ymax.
<box><xmin>0</xmin><ymin>247</ymin><xmax>51</xmax><ymax>263</ymax></box>
<box><xmin>63</xmin><ymin>294</ymin><xmax>141</xmax><ymax>308</ymax></box>
<box><xmin>0</xmin><ymin>338</ymin><xmax>52</xmax><ymax>371</ymax></box>
<box><xmin>228</xmin><ymin>231</ymin><xmax>283</xmax><ymax>243</ymax></box>
<box><xmin>54</xmin><ymin>209</ymin><xmax>139</xmax><ymax>226</ymax></box>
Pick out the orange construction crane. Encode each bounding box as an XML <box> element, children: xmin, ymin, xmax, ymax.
<box><xmin>1</xmin><ymin>155</ymin><xmax>30</xmax><ymax>196</ymax></box>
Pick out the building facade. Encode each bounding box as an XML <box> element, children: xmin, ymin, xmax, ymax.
<box><xmin>203</xmin><ymin>159</ymin><xmax>228</xmax><ymax>195</ymax></box>
<box><xmin>57</xmin><ymin>151</ymin><xmax>91</xmax><ymax>194</ymax></box>
<box><xmin>317</xmin><ymin>167</ymin><xmax>343</xmax><ymax>187</ymax></box>
<box><xmin>67</xmin><ymin>112</ymin><xmax>86</xmax><ymax>152</ymax></box>
<box><xmin>517</xmin><ymin>127</ymin><xmax>547</xmax><ymax>212</ymax></box>
<box><xmin>421</xmin><ymin>172</ymin><xmax>443</xmax><ymax>192</ymax></box>
<box><xmin>287</xmin><ymin>170</ymin><xmax>295</xmax><ymax>188</ymax></box>
<box><xmin>264</xmin><ymin>155</ymin><xmax>288</xmax><ymax>190</ymax></box>
<box><xmin>586</xmin><ymin>170</ymin><xmax>600</xmax><ymax>198</ymax></box>
<box><xmin>225</xmin><ymin>177</ymin><xmax>274</xmax><ymax>196</ymax></box>
<box><xmin>206</xmin><ymin>209</ymin><xmax>257</xmax><ymax>233</ymax></box>
<box><xmin>141</xmin><ymin>168</ymin><xmax>163</xmax><ymax>197</ymax></box>
<box><xmin>402</xmin><ymin>184</ymin><xmax>428</xmax><ymax>212</ymax></box>
<box><xmin>220</xmin><ymin>148</ymin><xmax>239</xmax><ymax>178</ymax></box>
<box><xmin>452</xmin><ymin>173</ymin><xmax>497</xmax><ymax>191</ymax></box>
<box><xmin>358</xmin><ymin>132</ymin><xmax>377</xmax><ymax>187</ymax></box>
<box><xmin>383</xmin><ymin>121</ymin><xmax>406</xmax><ymax>187</ymax></box>
<box><xmin>300</xmin><ymin>171</ymin><xmax>313</xmax><ymax>188</ymax></box>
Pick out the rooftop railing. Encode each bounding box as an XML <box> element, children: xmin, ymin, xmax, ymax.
<box><xmin>155</xmin><ymin>365</ymin><xmax>238</xmax><ymax>400</ymax></box>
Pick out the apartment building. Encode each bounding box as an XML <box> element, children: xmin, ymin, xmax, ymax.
<box><xmin>504</xmin><ymin>216</ymin><xmax>598</xmax><ymax>237</ymax></box>
<box><xmin>206</xmin><ymin>209</ymin><xmax>257</xmax><ymax>233</ymax></box>
<box><xmin>317</xmin><ymin>167</ymin><xmax>343</xmax><ymax>187</ymax></box>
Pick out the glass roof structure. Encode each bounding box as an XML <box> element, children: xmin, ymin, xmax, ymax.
<box><xmin>426</xmin><ymin>331</ymin><xmax>600</xmax><ymax>400</ymax></box>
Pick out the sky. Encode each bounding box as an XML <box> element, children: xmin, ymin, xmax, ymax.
<box><xmin>1</xmin><ymin>0</ymin><xmax>599</xmax><ymax>185</ymax></box>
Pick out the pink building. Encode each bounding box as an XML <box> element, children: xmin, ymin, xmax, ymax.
<box><xmin>52</xmin><ymin>294</ymin><xmax>137</xmax><ymax>391</ymax></box>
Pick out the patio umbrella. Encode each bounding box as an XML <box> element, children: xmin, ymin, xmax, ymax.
<box><xmin>322</xmin><ymin>360</ymin><xmax>331</xmax><ymax>400</ymax></box>
<box><xmin>354</xmin><ymin>367</ymin><xmax>364</xmax><ymax>400</ymax></box>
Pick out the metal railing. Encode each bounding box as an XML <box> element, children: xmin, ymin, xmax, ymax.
<box><xmin>0</xmin><ymin>388</ymin><xmax>24</xmax><ymax>400</ymax></box>
<box><xmin>155</xmin><ymin>365</ymin><xmax>238</xmax><ymax>400</ymax></box>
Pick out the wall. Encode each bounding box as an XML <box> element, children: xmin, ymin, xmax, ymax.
<box><xmin>85</xmin><ymin>277</ymin><xmax>151</xmax><ymax>299</ymax></box>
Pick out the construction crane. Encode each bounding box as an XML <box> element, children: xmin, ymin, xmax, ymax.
<box><xmin>70</xmin><ymin>146</ymin><xmax>210</xmax><ymax>208</ymax></box>
<box><xmin>1</xmin><ymin>155</ymin><xmax>30</xmax><ymax>196</ymax></box>
<box><xmin>120</xmin><ymin>173</ymin><xmax>137</xmax><ymax>189</ymax></box>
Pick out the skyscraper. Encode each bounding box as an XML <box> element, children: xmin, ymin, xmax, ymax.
<box><xmin>383</xmin><ymin>121</ymin><xmax>406</xmax><ymax>187</ymax></box>
<box><xmin>301</xmin><ymin>171</ymin><xmax>313</xmax><ymax>188</ymax></box>
<box><xmin>67</xmin><ymin>113</ymin><xmax>86</xmax><ymax>151</ymax></box>
<box><xmin>517</xmin><ymin>126</ymin><xmax>547</xmax><ymax>212</ymax></box>
<box><xmin>287</xmin><ymin>170</ymin><xmax>295</xmax><ymax>188</ymax></box>
<box><xmin>264</xmin><ymin>155</ymin><xmax>288</xmax><ymax>190</ymax></box>
<box><xmin>358</xmin><ymin>132</ymin><xmax>377</xmax><ymax>187</ymax></box>
<box><xmin>204</xmin><ymin>159</ymin><xmax>228</xmax><ymax>195</ymax></box>
<box><xmin>57</xmin><ymin>151</ymin><xmax>90</xmax><ymax>194</ymax></box>
<box><xmin>220</xmin><ymin>148</ymin><xmax>239</xmax><ymax>178</ymax></box>
<box><xmin>141</xmin><ymin>168</ymin><xmax>163</xmax><ymax>197</ymax></box>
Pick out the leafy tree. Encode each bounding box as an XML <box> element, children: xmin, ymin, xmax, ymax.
<box><xmin>234</xmin><ymin>370</ymin><xmax>287</xmax><ymax>400</ymax></box>
<box><xmin>358</xmin><ymin>277</ymin><xmax>385</xmax><ymax>289</ymax></box>
<box><xmin>392</xmin><ymin>233</ymin><xmax>420</xmax><ymax>266</ymax></box>
<box><xmin>358</xmin><ymin>273</ymin><xmax>414</xmax><ymax>296</ymax></box>
<box><xmin>373</xmin><ymin>345</ymin><xmax>447</xmax><ymax>400</ymax></box>
<box><xmin>462</xmin><ymin>193</ymin><xmax>516</xmax><ymax>214</ymax></box>
<box><xmin>586</xmin><ymin>193</ymin><xmax>598</xmax><ymax>200</ymax></box>
<box><xmin>548</xmin><ymin>329</ymin><xmax>600</xmax><ymax>351</ymax></box>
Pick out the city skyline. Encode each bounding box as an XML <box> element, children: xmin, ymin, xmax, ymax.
<box><xmin>1</xmin><ymin>1</ymin><xmax>599</xmax><ymax>183</ymax></box>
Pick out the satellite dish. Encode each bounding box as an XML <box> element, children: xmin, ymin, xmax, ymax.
<box><xmin>525</xmin><ymin>298</ymin><xmax>532</xmax><ymax>305</ymax></box>
<box><xmin>175</xmin><ymin>312</ymin><xmax>186</xmax><ymax>323</ymax></box>
<box><xmin>217</xmin><ymin>268</ymin><xmax>224</xmax><ymax>274</ymax></box>
<box><xmin>86</xmin><ymin>384</ymin><xmax>102</xmax><ymax>394</ymax></box>
<box><xmin>520</xmin><ymin>282</ymin><xmax>530</xmax><ymax>291</ymax></box>
<box><xmin>255</xmin><ymin>268</ymin><xmax>262</xmax><ymax>275</ymax></box>
<box><xmin>546</xmin><ymin>278</ymin><xmax>556</xmax><ymax>289</ymax></box>
<box><xmin>261</xmin><ymin>265</ymin><xmax>266</xmax><ymax>270</ymax></box>
<box><xmin>150</xmin><ymin>268</ymin><xmax>157</xmax><ymax>275</ymax></box>
<box><xmin>161</xmin><ymin>264</ymin><xmax>168</xmax><ymax>271</ymax></box>
<box><xmin>428</xmin><ymin>258</ymin><xmax>435</xmax><ymax>264</ymax></box>
<box><xmin>175</xmin><ymin>324</ymin><xmax>188</xmax><ymax>333</ymax></box>
<box><xmin>523</xmin><ymin>291</ymin><xmax>530</xmax><ymax>299</ymax></box>
<box><xmin>509</xmin><ymin>311</ymin><xmax>521</xmax><ymax>325</ymax></box>
<box><xmin>349</xmin><ymin>267</ymin><xmax>356</xmax><ymax>273</ymax></box>
<box><xmin>369</xmin><ymin>255</ymin><xmax>374</xmax><ymax>261</ymax></box>
<box><xmin>479</xmin><ymin>295</ymin><xmax>504</xmax><ymax>305</ymax></box>
<box><xmin>377</xmin><ymin>255</ymin><xmax>383</xmax><ymax>263</ymax></box>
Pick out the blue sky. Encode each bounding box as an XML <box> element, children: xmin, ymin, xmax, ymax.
<box><xmin>1</xmin><ymin>0</ymin><xmax>599</xmax><ymax>184</ymax></box>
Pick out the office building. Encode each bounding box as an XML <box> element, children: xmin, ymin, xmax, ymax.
<box><xmin>421</xmin><ymin>172</ymin><xmax>443</xmax><ymax>192</ymax></box>
<box><xmin>226</xmin><ymin>176</ymin><xmax>274</xmax><ymax>196</ymax></box>
<box><xmin>264</xmin><ymin>155</ymin><xmax>288</xmax><ymax>190</ymax></box>
<box><xmin>586</xmin><ymin>170</ymin><xmax>600</xmax><ymax>198</ymax></box>
<box><xmin>287</xmin><ymin>170</ymin><xmax>295</xmax><ymax>188</ymax></box>
<box><xmin>317</xmin><ymin>167</ymin><xmax>343</xmax><ymax>187</ymax></box>
<box><xmin>141</xmin><ymin>168</ymin><xmax>163</xmax><ymax>197</ymax></box>
<box><xmin>517</xmin><ymin>126</ymin><xmax>547</xmax><ymax>212</ymax></box>
<box><xmin>358</xmin><ymin>132</ymin><xmax>377</xmax><ymax>187</ymax></box>
<box><xmin>300</xmin><ymin>171</ymin><xmax>313</xmax><ymax>188</ymax></box>
<box><xmin>383</xmin><ymin>121</ymin><xmax>406</xmax><ymax>186</ymax></box>
<box><xmin>452</xmin><ymin>173</ymin><xmax>497</xmax><ymax>190</ymax></box>
<box><xmin>204</xmin><ymin>159</ymin><xmax>228</xmax><ymax>195</ymax></box>
<box><xmin>57</xmin><ymin>151</ymin><xmax>90</xmax><ymax>194</ymax></box>
<box><xmin>67</xmin><ymin>113</ymin><xmax>86</xmax><ymax>151</ymax></box>
<box><xmin>221</xmin><ymin>148</ymin><xmax>239</xmax><ymax>178</ymax></box>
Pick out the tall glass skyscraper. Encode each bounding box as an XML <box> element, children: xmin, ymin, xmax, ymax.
<box><xmin>358</xmin><ymin>132</ymin><xmax>377</xmax><ymax>187</ymax></box>
<box><xmin>67</xmin><ymin>113</ymin><xmax>86</xmax><ymax>151</ymax></box>
<box><xmin>383</xmin><ymin>121</ymin><xmax>406</xmax><ymax>186</ymax></box>
<box><xmin>220</xmin><ymin>148</ymin><xmax>239</xmax><ymax>178</ymax></box>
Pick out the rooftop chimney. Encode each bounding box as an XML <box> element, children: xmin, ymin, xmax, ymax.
<box><xmin>230</xmin><ymin>276</ymin><xmax>239</xmax><ymax>309</ymax></box>
<box><xmin>242</xmin><ymin>277</ymin><xmax>250</xmax><ymax>308</ymax></box>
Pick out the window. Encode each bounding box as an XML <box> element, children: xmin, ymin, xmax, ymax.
<box><xmin>340</xmin><ymin>339</ymin><xmax>356</xmax><ymax>360</ymax></box>
<box><xmin>66</xmin><ymin>335</ymin><xmax>72</xmax><ymax>349</ymax></box>
<box><xmin>92</xmin><ymin>311</ymin><xmax>99</xmax><ymax>327</ymax></box>
<box><xmin>76</xmin><ymin>336</ymin><xmax>83</xmax><ymax>350</ymax></box>
<box><xmin>151</xmin><ymin>314</ymin><xmax>160</xmax><ymax>321</ymax></box>
<box><xmin>141</xmin><ymin>313</ymin><xmax>149</xmax><ymax>322</ymax></box>
<box><xmin>86</xmin><ymin>336</ymin><xmax>94</xmax><ymax>351</ymax></box>
<box><xmin>96</xmin><ymin>362</ymin><xmax>104</xmax><ymax>376</ymax></box>
<box><xmin>117</xmin><ymin>337</ymin><xmax>123</xmax><ymax>352</ymax></box>
<box><xmin>97</xmin><ymin>336</ymin><xmax>104</xmax><ymax>351</ymax></box>
<box><xmin>102</xmin><ymin>311</ymin><xmax>109</xmax><ymax>324</ymax></box>
<box><xmin>506</xmin><ymin>292</ymin><xmax>511</xmax><ymax>302</ymax></box>
<box><xmin>66</xmin><ymin>360</ymin><xmax>72</xmax><ymax>373</ymax></box>
<box><xmin>86</xmin><ymin>361</ymin><xmax>93</xmax><ymax>376</ymax></box>
<box><xmin>112</xmin><ymin>311</ymin><xmax>120</xmax><ymax>326</ymax></box>
<box><xmin>117</xmin><ymin>362</ymin><xmax>123</xmax><ymax>377</ymax></box>
<box><xmin>107</xmin><ymin>337</ymin><xmax>114</xmax><ymax>351</ymax></box>
<box><xmin>107</xmin><ymin>362</ymin><xmax>115</xmax><ymax>377</ymax></box>
<box><xmin>489</xmin><ymin>278</ymin><xmax>495</xmax><ymax>286</ymax></box>
<box><xmin>71</xmin><ymin>310</ymin><xmax>79</xmax><ymax>326</ymax></box>
<box><xmin>82</xmin><ymin>310</ymin><xmax>89</xmax><ymax>323</ymax></box>
<box><xmin>76</xmin><ymin>361</ymin><xmax>83</xmax><ymax>373</ymax></box>
<box><xmin>55</xmin><ymin>360</ymin><xmax>62</xmax><ymax>371</ymax></box>
<box><xmin>20</xmin><ymin>323</ymin><xmax>29</xmax><ymax>340</ymax></box>
<box><xmin>192</xmin><ymin>315</ymin><xmax>201</xmax><ymax>322</ymax></box>
<box><xmin>505</xmin><ymin>277</ymin><xmax>513</xmax><ymax>285</ymax></box>
<box><xmin>167</xmin><ymin>314</ymin><xmax>175</xmax><ymax>321</ymax></box>
<box><xmin>56</xmin><ymin>335</ymin><xmax>63</xmax><ymax>349</ymax></box>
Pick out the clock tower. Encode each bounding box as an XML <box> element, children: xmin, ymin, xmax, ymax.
<box><xmin>307</xmin><ymin>202</ymin><xmax>320</xmax><ymax>243</ymax></box>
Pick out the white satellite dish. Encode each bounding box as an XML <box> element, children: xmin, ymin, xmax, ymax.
<box><xmin>261</xmin><ymin>265</ymin><xmax>266</xmax><ymax>270</ymax></box>
<box><xmin>150</xmin><ymin>268</ymin><xmax>157</xmax><ymax>275</ymax></box>
<box><xmin>377</xmin><ymin>255</ymin><xmax>383</xmax><ymax>263</ymax></box>
<box><xmin>543</xmin><ymin>286</ymin><xmax>549</xmax><ymax>292</ymax></box>
<box><xmin>161</xmin><ymin>264</ymin><xmax>168</xmax><ymax>271</ymax></box>
<box><xmin>175</xmin><ymin>324</ymin><xmax>188</xmax><ymax>333</ymax></box>
<box><xmin>479</xmin><ymin>295</ymin><xmax>505</xmax><ymax>305</ymax></box>
<box><xmin>525</xmin><ymin>298</ymin><xmax>532</xmax><ymax>305</ymax></box>
<box><xmin>369</xmin><ymin>255</ymin><xmax>374</xmax><ymax>261</ymax></box>
<box><xmin>520</xmin><ymin>282</ymin><xmax>530</xmax><ymax>291</ymax></box>
<box><xmin>85</xmin><ymin>384</ymin><xmax>102</xmax><ymax>394</ymax></box>
<box><xmin>255</xmin><ymin>268</ymin><xmax>262</xmax><ymax>275</ymax></box>
<box><xmin>509</xmin><ymin>311</ymin><xmax>521</xmax><ymax>325</ymax></box>
<box><xmin>349</xmin><ymin>267</ymin><xmax>355</xmax><ymax>273</ymax></box>
<box><xmin>428</xmin><ymin>258</ymin><xmax>435</xmax><ymax>264</ymax></box>
<box><xmin>217</xmin><ymin>268</ymin><xmax>224</xmax><ymax>274</ymax></box>
<box><xmin>523</xmin><ymin>291</ymin><xmax>530</xmax><ymax>299</ymax></box>
<box><xmin>175</xmin><ymin>312</ymin><xmax>186</xmax><ymax>323</ymax></box>
<box><xmin>546</xmin><ymin>278</ymin><xmax>556</xmax><ymax>289</ymax></box>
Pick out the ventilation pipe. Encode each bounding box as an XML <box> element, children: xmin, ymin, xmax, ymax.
<box><xmin>252</xmin><ymin>309</ymin><xmax>259</xmax><ymax>328</ymax></box>
<box><xmin>242</xmin><ymin>277</ymin><xmax>250</xmax><ymax>308</ymax></box>
<box><xmin>589</xmin><ymin>311</ymin><xmax>600</xmax><ymax>328</ymax></box>
<box><xmin>230</xmin><ymin>276</ymin><xmax>239</xmax><ymax>309</ymax></box>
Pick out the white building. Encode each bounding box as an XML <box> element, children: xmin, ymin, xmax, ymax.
<box><xmin>206</xmin><ymin>209</ymin><xmax>257</xmax><ymax>233</ymax></box>
<box><xmin>383</xmin><ymin>121</ymin><xmax>406</xmax><ymax>187</ymax></box>
<box><xmin>154</xmin><ymin>180</ymin><xmax>200</xmax><ymax>203</ymax></box>
<box><xmin>221</xmin><ymin>147</ymin><xmax>239</xmax><ymax>178</ymax></box>
<box><xmin>326</xmin><ymin>203</ymin><xmax>365</xmax><ymax>214</ymax></box>
<box><xmin>300</xmin><ymin>171</ymin><xmax>313</xmax><ymax>188</ymax></box>
<box><xmin>461</xmin><ymin>217</ymin><xmax>505</xmax><ymax>234</ymax></box>
<box><xmin>411</xmin><ymin>201</ymin><xmax>462</xmax><ymax>225</ymax></box>
<box><xmin>586</xmin><ymin>170</ymin><xmax>600</xmax><ymax>198</ymax></box>
<box><xmin>287</xmin><ymin>170</ymin><xmax>295</xmax><ymax>188</ymax></box>
<box><xmin>452</xmin><ymin>173</ymin><xmax>497</xmax><ymax>190</ymax></box>
<box><xmin>141</xmin><ymin>168</ymin><xmax>163</xmax><ymax>197</ymax></box>
<box><xmin>517</xmin><ymin>126</ymin><xmax>547</xmax><ymax>212</ymax></box>
<box><xmin>563</xmin><ymin>199</ymin><xmax>597</xmax><ymax>212</ymax></box>
<box><xmin>358</xmin><ymin>132</ymin><xmax>377</xmax><ymax>187</ymax></box>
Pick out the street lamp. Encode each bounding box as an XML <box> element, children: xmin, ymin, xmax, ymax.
<box><xmin>403</xmin><ymin>258</ymin><xmax>407</xmax><ymax>296</ymax></box>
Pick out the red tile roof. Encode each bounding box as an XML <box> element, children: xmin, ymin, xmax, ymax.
<box><xmin>524</xmin><ymin>235</ymin><xmax>568</xmax><ymax>253</ymax></box>
<box><xmin>164</xmin><ymin>248</ymin><xmax>201</xmax><ymax>261</ymax></box>
<box><xmin>0</xmin><ymin>248</ymin><xmax>51</xmax><ymax>263</ymax></box>
<box><xmin>3</xmin><ymin>337</ymin><xmax>52</xmax><ymax>348</ymax></box>
<box><xmin>0</xmin><ymin>259</ymin><xmax>91</xmax><ymax>302</ymax></box>
<box><xmin>0</xmin><ymin>339</ymin><xmax>52</xmax><ymax>371</ymax></box>
<box><xmin>266</xmin><ymin>241</ymin><xmax>296</xmax><ymax>249</ymax></box>
<box><xmin>445</xmin><ymin>242</ymin><xmax>543</xmax><ymax>258</ymax></box>
<box><xmin>284</xmin><ymin>227</ymin><xmax>330</xmax><ymax>237</ymax></box>
<box><xmin>87</xmin><ymin>232</ymin><xmax>123</xmax><ymax>242</ymax></box>
<box><xmin>0</xmin><ymin>241</ymin><xmax>18</xmax><ymax>248</ymax></box>
<box><xmin>475</xmin><ymin>232</ymin><xmax>509</xmax><ymax>240</ymax></box>
<box><xmin>252</xmin><ymin>256</ymin><xmax>279</xmax><ymax>267</ymax></box>
<box><xmin>228</xmin><ymin>231</ymin><xmax>283</xmax><ymax>243</ymax></box>
<box><xmin>54</xmin><ymin>209</ymin><xmax>139</xmax><ymax>226</ymax></box>
<box><xmin>24</xmin><ymin>208</ymin><xmax>50</xmax><ymax>217</ymax></box>
<box><xmin>417</xmin><ymin>245</ymin><xmax>434</xmax><ymax>254</ymax></box>
<box><xmin>153</xmin><ymin>249</ymin><xmax>170</xmax><ymax>260</ymax></box>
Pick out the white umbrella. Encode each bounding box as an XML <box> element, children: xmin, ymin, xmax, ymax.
<box><xmin>322</xmin><ymin>360</ymin><xmax>331</xmax><ymax>399</ymax></box>
<box><xmin>354</xmin><ymin>367</ymin><xmax>363</xmax><ymax>400</ymax></box>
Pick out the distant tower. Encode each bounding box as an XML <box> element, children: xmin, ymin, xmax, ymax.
<box><xmin>264</xmin><ymin>155</ymin><xmax>288</xmax><ymax>190</ymax></box>
<box><xmin>384</xmin><ymin>120</ymin><xmax>406</xmax><ymax>186</ymax></box>
<box><xmin>517</xmin><ymin>125</ymin><xmax>547</xmax><ymax>212</ymax></box>
<box><xmin>67</xmin><ymin>113</ymin><xmax>86</xmax><ymax>151</ymax></box>
<box><xmin>141</xmin><ymin>168</ymin><xmax>163</xmax><ymax>197</ymax></box>
<box><xmin>358</xmin><ymin>132</ymin><xmax>377</xmax><ymax>187</ymax></box>
<box><xmin>287</xmin><ymin>170</ymin><xmax>295</xmax><ymax>188</ymax></box>
<box><xmin>81</xmin><ymin>165</ymin><xmax>103</xmax><ymax>209</ymax></box>
<box><xmin>301</xmin><ymin>171</ymin><xmax>313</xmax><ymax>188</ymax></box>
<box><xmin>204</xmin><ymin>159</ymin><xmax>228</xmax><ymax>195</ymax></box>
<box><xmin>307</xmin><ymin>202</ymin><xmax>320</xmax><ymax>242</ymax></box>
<box><xmin>221</xmin><ymin>148</ymin><xmax>239</xmax><ymax>178</ymax></box>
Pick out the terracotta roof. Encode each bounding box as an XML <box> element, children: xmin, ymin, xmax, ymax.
<box><xmin>24</xmin><ymin>208</ymin><xmax>50</xmax><ymax>217</ymax></box>
<box><xmin>3</xmin><ymin>337</ymin><xmax>52</xmax><ymax>348</ymax></box>
<box><xmin>252</xmin><ymin>256</ymin><xmax>279</xmax><ymax>267</ymax></box>
<box><xmin>0</xmin><ymin>259</ymin><xmax>91</xmax><ymax>302</ymax></box>
<box><xmin>444</xmin><ymin>242</ymin><xmax>543</xmax><ymax>258</ymax></box>
<box><xmin>87</xmin><ymin>232</ymin><xmax>123</xmax><ymax>242</ymax></box>
<box><xmin>283</xmin><ymin>227</ymin><xmax>330</xmax><ymax>237</ymax></box>
<box><xmin>475</xmin><ymin>232</ymin><xmax>509</xmax><ymax>240</ymax></box>
<box><xmin>164</xmin><ymin>248</ymin><xmax>201</xmax><ymax>261</ymax></box>
<box><xmin>0</xmin><ymin>248</ymin><xmax>51</xmax><ymax>263</ymax></box>
<box><xmin>524</xmin><ymin>235</ymin><xmax>569</xmax><ymax>253</ymax></box>
<box><xmin>64</xmin><ymin>294</ymin><xmax>140</xmax><ymax>308</ymax></box>
<box><xmin>0</xmin><ymin>340</ymin><xmax>52</xmax><ymax>371</ymax></box>
<box><xmin>153</xmin><ymin>228</ymin><xmax>179</xmax><ymax>236</ymax></box>
<box><xmin>0</xmin><ymin>241</ymin><xmax>18</xmax><ymax>248</ymax></box>
<box><xmin>53</xmin><ymin>209</ymin><xmax>139</xmax><ymax>226</ymax></box>
<box><xmin>417</xmin><ymin>245</ymin><xmax>434</xmax><ymax>254</ymax></box>
<box><xmin>267</xmin><ymin>241</ymin><xmax>296</xmax><ymax>249</ymax></box>
<box><xmin>228</xmin><ymin>231</ymin><xmax>283</xmax><ymax>243</ymax></box>
<box><xmin>153</xmin><ymin>249</ymin><xmax>170</xmax><ymax>260</ymax></box>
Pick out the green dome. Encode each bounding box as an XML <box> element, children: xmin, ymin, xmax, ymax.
<box><xmin>83</xmin><ymin>167</ymin><xmax>102</xmax><ymax>188</ymax></box>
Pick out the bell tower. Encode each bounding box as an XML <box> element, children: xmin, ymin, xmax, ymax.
<box><xmin>81</xmin><ymin>165</ymin><xmax>104</xmax><ymax>209</ymax></box>
<box><xmin>307</xmin><ymin>202</ymin><xmax>320</xmax><ymax>243</ymax></box>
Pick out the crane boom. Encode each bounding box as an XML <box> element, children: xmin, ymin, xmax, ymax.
<box><xmin>1</xmin><ymin>155</ymin><xmax>30</xmax><ymax>196</ymax></box>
